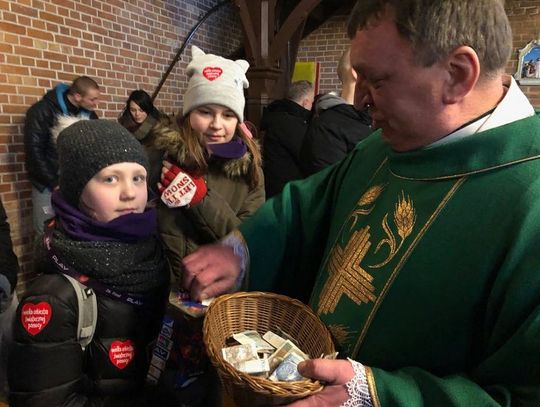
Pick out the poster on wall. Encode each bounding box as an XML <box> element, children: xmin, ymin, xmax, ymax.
<box><xmin>515</xmin><ymin>39</ymin><xmax>540</xmax><ymax>85</ymax></box>
<box><xmin>292</xmin><ymin>62</ymin><xmax>320</xmax><ymax>96</ymax></box>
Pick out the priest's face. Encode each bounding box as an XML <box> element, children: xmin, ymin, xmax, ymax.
<box><xmin>350</xmin><ymin>7</ymin><xmax>448</xmax><ymax>152</ymax></box>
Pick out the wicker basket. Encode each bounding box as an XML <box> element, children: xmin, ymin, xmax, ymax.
<box><xmin>203</xmin><ymin>291</ymin><xmax>335</xmax><ymax>406</ymax></box>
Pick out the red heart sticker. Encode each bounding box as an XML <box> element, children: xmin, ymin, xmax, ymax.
<box><xmin>21</xmin><ymin>302</ymin><xmax>52</xmax><ymax>336</ymax></box>
<box><xmin>109</xmin><ymin>340</ymin><xmax>135</xmax><ymax>370</ymax></box>
<box><xmin>202</xmin><ymin>66</ymin><xmax>223</xmax><ymax>81</ymax></box>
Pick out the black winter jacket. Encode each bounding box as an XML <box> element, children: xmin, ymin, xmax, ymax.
<box><xmin>9</xmin><ymin>230</ymin><xmax>168</xmax><ymax>407</ymax></box>
<box><xmin>260</xmin><ymin>99</ymin><xmax>311</xmax><ymax>198</ymax></box>
<box><xmin>300</xmin><ymin>94</ymin><xmax>372</xmax><ymax>176</ymax></box>
<box><xmin>24</xmin><ymin>84</ymin><xmax>98</xmax><ymax>191</ymax></box>
<box><xmin>0</xmin><ymin>199</ymin><xmax>18</xmax><ymax>297</ymax></box>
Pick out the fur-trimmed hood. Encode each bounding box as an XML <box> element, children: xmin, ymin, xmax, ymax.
<box><xmin>50</xmin><ymin>115</ymin><xmax>90</xmax><ymax>143</ymax></box>
<box><xmin>151</xmin><ymin>117</ymin><xmax>255</xmax><ymax>180</ymax></box>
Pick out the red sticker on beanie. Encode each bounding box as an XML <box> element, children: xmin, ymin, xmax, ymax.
<box><xmin>203</xmin><ymin>66</ymin><xmax>223</xmax><ymax>81</ymax></box>
<box><xmin>109</xmin><ymin>340</ymin><xmax>135</xmax><ymax>369</ymax></box>
<box><xmin>21</xmin><ymin>302</ymin><xmax>52</xmax><ymax>336</ymax></box>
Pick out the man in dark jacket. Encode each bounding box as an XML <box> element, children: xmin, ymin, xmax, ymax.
<box><xmin>261</xmin><ymin>80</ymin><xmax>314</xmax><ymax>198</ymax></box>
<box><xmin>0</xmin><ymin>198</ymin><xmax>19</xmax><ymax>396</ymax></box>
<box><xmin>24</xmin><ymin>76</ymin><xmax>100</xmax><ymax>233</ymax></box>
<box><xmin>300</xmin><ymin>48</ymin><xmax>372</xmax><ymax>176</ymax></box>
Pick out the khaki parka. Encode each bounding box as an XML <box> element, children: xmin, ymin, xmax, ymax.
<box><xmin>148</xmin><ymin>117</ymin><xmax>265</xmax><ymax>282</ymax></box>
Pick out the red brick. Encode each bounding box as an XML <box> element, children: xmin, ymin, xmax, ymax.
<box><xmin>26</xmin><ymin>28</ymin><xmax>54</xmax><ymax>41</ymax></box>
<box><xmin>32</xmin><ymin>19</ymin><xmax>46</xmax><ymax>30</ymax></box>
<box><xmin>19</xmin><ymin>37</ymin><xmax>33</xmax><ymax>47</ymax></box>
<box><xmin>2</xmin><ymin>11</ymin><xmax>16</xmax><ymax>22</ymax></box>
<box><xmin>0</xmin><ymin>65</ymin><xmax>29</xmax><ymax>75</ymax></box>
<box><xmin>0</xmin><ymin>43</ymin><xmax>13</xmax><ymax>53</ymax></box>
<box><xmin>30</xmin><ymin>68</ymin><xmax>57</xmax><ymax>78</ymax></box>
<box><xmin>0</xmin><ymin>21</ymin><xmax>25</xmax><ymax>35</ymax></box>
<box><xmin>14</xmin><ymin>46</ymin><xmax>41</xmax><ymax>57</ymax></box>
<box><xmin>56</xmin><ymin>0</ymin><xmax>76</xmax><ymax>8</ymax></box>
<box><xmin>55</xmin><ymin>34</ymin><xmax>78</xmax><ymax>46</ymax></box>
<box><xmin>18</xmin><ymin>86</ymin><xmax>46</xmax><ymax>96</ymax></box>
<box><xmin>39</xmin><ymin>11</ymin><xmax>64</xmax><ymax>25</ymax></box>
<box><xmin>3</xmin><ymin>105</ymin><xmax>27</xmax><ymax>114</ymax></box>
<box><xmin>20</xmin><ymin>56</ymin><xmax>35</xmax><ymax>66</ymax></box>
<box><xmin>18</xmin><ymin>16</ymin><xmax>32</xmax><ymax>27</ymax></box>
<box><xmin>38</xmin><ymin>79</ymin><xmax>52</xmax><ymax>88</ymax></box>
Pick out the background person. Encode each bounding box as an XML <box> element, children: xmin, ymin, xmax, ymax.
<box><xmin>119</xmin><ymin>89</ymin><xmax>166</xmax><ymax>194</ymax></box>
<box><xmin>24</xmin><ymin>76</ymin><xmax>100</xmax><ymax>233</ymax></box>
<box><xmin>300</xmin><ymin>47</ymin><xmax>371</xmax><ymax>176</ymax></box>
<box><xmin>260</xmin><ymin>80</ymin><xmax>314</xmax><ymax>198</ymax></box>
<box><xmin>118</xmin><ymin>89</ymin><xmax>164</xmax><ymax>146</ymax></box>
<box><xmin>181</xmin><ymin>0</ymin><xmax>540</xmax><ymax>405</ymax></box>
<box><xmin>0</xmin><ymin>198</ymin><xmax>19</xmax><ymax>397</ymax></box>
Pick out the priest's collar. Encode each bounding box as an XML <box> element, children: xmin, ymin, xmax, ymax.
<box><xmin>428</xmin><ymin>75</ymin><xmax>535</xmax><ymax>148</ymax></box>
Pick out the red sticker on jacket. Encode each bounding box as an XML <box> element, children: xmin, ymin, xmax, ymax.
<box><xmin>21</xmin><ymin>302</ymin><xmax>52</xmax><ymax>336</ymax></box>
<box><xmin>202</xmin><ymin>66</ymin><xmax>222</xmax><ymax>81</ymax></box>
<box><xmin>109</xmin><ymin>340</ymin><xmax>135</xmax><ymax>369</ymax></box>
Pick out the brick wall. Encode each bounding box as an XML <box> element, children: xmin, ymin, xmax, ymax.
<box><xmin>297</xmin><ymin>15</ymin><xmax>349</xmax><ymax>95</ymax></box>
<box><xmin>0</xmin><ymin>0</ymin><xmax>242</xmax><ymax>287</ymax></box>
<box><xmin>297</xmin><ymin>1</ymin><xmax>540</xmax><ymax>104</ymax></box>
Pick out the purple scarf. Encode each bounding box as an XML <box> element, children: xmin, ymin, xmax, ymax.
<box><xmin>208</xmin><ymin>137</ymin><xmax>247</xmax><ymax>159</ymax></box>
<box><xmin>51</xmin><ymin>190</ymin><xmax>157</xmax><ymax>243</ymax></box>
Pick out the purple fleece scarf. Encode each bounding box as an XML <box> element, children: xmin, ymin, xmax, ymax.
<box><xmin>51</xmin><ymin>190</ymin><xmax>157</xmax><ymax>243</ymax></box>
<box><xmin>207</xmin><ymin>137</ymin><xmax>247</xmax><ymax>159</ymax></box>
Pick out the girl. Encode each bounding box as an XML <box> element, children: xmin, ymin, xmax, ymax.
<box><xmin>9</xmin><ymin>119</ymin><xmax>169</xmax><ymax>407</ymax></box>
<box><xmin>146</xmin><ymin>46</ymin><xmax>264</xmax><ymax>406</ymax></box>
<box><xmin>118</xmin><ymin>89</ymin><xmax>163</xmax><ymax>146</ymax></box>
<box><xmin>152</xmin><ymin>45</ymin><xmax>265</xmax><ymax>283</ymax></box>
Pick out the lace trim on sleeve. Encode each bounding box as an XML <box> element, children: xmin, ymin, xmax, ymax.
<box><xmin>340</xmin><ymin>358</ymin><xmax>374</xmax><ymax>407</ymax></box>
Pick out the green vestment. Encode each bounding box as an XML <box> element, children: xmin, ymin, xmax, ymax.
<box><xmin>240</xmin><ymin>114</ymin><xmax>540</xmax><ymax>406</ymax></box>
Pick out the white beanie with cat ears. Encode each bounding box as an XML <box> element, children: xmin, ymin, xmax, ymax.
<box><xmin>182</xmin><ymin>45</ymin><xmax>250</xmax><ymax>122</ymax></box>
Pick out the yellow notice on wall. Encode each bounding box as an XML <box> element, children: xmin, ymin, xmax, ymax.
<box><xmin>292</xmin><ymin>61</ymin><xmax>320</xmax><ymax>95</ymax></box>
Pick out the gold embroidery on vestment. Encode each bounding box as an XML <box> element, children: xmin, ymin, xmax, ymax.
<box><xmin>370</xmin><ymin>191</ymin><xmax>416</xmax><ymax>268</ymax></box>
<box><xmin>318</xmin><ymin>227</ymin><xmax>377</xmax><ymax>315</ymax></box>
<box><xmin>350</xmin><ymin>184</ymin><xmax>385</xmax><ymax>231</ymax></box>
<box><xmin>351</xmin><ymin>177</ymin><xmax>467</xmax><ymax>357</ymax></box>
<box><xmin>365</xmin><ymin>367</ymin><xmax>382</xmax><ymax>407</ymax></box>
<box><xmin>328</xmin><ymin>324</ymin><xmax>355</xmax><ymax>347</ymax></box>
<box><xmin>389</xmin><ymin>155</ymin><xmax>540</xmax><ymax>181</ymax></box>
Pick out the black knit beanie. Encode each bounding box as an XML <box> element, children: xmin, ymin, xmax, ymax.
<box><xmin>57</xmin><ymin>119</ymin><xmax>149</xmax><ymax>207</ymax></box>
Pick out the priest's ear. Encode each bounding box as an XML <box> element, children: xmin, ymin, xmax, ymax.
<box><xmin>441</xmin><ymin>46</ymin><xmax>480</xmax><ymax>104</ymax></box>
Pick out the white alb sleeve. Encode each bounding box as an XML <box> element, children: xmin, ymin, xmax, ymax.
<box><xmin>340</xmin><ymin>358</ymin><xmax>374</xmax><ymax>407</ymax></box>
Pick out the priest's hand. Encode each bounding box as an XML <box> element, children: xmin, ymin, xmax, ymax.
<box><xmin>182</xmin><ymin>244</ymin><xmax>241</xmax><ymax>301</ymax></box>
<box><xmin>286</xmin><ymin>359</ymin><xmax>354</xmax><ymax>407</ymax></box>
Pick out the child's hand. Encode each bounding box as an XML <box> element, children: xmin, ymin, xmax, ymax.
<box><xmin>158</xmin><ymin>160</ymin><xmax>207</xmax><ymax>208</ymax></box>
<box><xmin>182</xmin><ymin>244</ymin><xmax>241</xmax><ymax>301</ymax></box>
